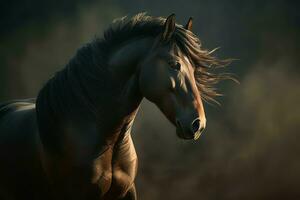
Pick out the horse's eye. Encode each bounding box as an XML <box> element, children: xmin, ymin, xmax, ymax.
<box><xmin>172</xmin><ymin>62</ymin><xmax>181</xmax><ymax>71</ymax></box>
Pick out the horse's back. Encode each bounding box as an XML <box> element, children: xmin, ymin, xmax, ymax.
<box><xmin>0</xmin><ymin>99</ymin><xmax>49</xmax><ymax>200</ymax></box>
<box><xmin>0</xmin><ymin>99</ymin><xmax>38</xmax><ymax>155</ymax></box>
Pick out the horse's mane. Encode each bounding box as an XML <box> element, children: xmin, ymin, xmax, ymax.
<box><xmin>98</xmin><ymin>12</ymin><xmax>234</xmax><ymax>103</ymax></box>
<box><xmin>36</xmin><ymin>13</ymin><xmax>233</xmax><ymax>143</ymax></box>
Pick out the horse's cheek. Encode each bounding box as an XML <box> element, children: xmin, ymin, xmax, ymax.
<box><xmin>139</xmin><ymin>70</ymin><xmax>159</xmax><ymax>100</ymax></box>
<box><xmin>139</xmin><ymin>69</ymin><xmax>169</xmax><ymax>102</ymax></box>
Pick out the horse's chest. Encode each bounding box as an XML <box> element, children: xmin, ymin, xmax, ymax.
<box><xmin>94</xmin><ymin>133</ymin><xmax>137</xmax><ymax>198</ymax></box>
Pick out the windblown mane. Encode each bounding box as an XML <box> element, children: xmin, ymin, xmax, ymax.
<box><xmin>97</xmin><ymin>13</ymin><xmax>235</xmax><ymax>103</ymax></box>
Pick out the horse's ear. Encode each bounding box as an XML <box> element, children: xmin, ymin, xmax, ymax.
<box><xmin>185</xmin><ymin>17</ymin><xmax>193</xmax><ymax>31</ymax></box>
<box><xmin>161</xmin><ymin>14</ymin><xmax>176</xmax><ymax>42</ymax></box>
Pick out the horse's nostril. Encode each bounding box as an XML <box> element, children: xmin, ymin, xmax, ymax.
<box><xmin>191</xmin><ymin>119</ymin><xmax>200</xmax><ymax>133</ymax></box>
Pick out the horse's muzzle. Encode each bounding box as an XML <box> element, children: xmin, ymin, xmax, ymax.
<box><xmin>176</xmin><ymin>118</ymin><xmax>205</xmax><ymax>140</ymax></box>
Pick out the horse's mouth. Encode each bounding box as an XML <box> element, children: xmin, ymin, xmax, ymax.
<box><xmin>176</xmin><ymin>127</ymin><xmax>202</xmax><ymax>140</ymax></box>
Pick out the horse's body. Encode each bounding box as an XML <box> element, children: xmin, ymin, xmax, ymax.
<box><xmin>0</xmin><ymin>13</ymin><xmax>232</xmax><ymax>199</ymax></box>
<box><xmin>0</xmin><ymin>85</ymin><xmax>139</xmax><ymax>200</ymax></box>
<box><xmin>0</xmin><ymin>95</ymin><xmax>139</xmax><ymax>200</ymax></box>
<box><xmin>0</xmin><ymin>100</ymin><xmax>49</xmax><ymax>199</ymax></box>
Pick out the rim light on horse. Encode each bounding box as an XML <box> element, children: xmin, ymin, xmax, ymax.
<box><xmin>0</xmin><ymin>13</ymin><xmax>233</xmax><ymax>200</ymax></box>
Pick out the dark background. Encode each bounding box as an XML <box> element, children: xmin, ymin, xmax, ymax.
<box><xmin>1</xmin><ymin>0</ymin><xmax>299</xmax><ymax>199</ymax></box>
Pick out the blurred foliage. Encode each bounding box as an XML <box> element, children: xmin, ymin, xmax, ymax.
<box><xmin>0</xmin><ymin>0</ymin><xmax>299</xmax><ymax>199</ymax></box>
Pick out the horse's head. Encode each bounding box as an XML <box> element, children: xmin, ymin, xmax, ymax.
<box><xmin>139</xmin><ymin>14</ymin><xmax>207</xmax><ymax>140</ymax></box>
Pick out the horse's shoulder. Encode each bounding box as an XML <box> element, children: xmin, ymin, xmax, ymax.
<box><xmin>114</xmin><ymin>133</ymin><xmax>137</xmax><ymax>163</ymax></box>
<box><xmin>109</xmin><ymin>133</ymin><xmax>137</xmax><ymax>194</ymax></box>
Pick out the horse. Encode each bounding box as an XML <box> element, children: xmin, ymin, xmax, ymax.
<box><xmin>0</xmin><ymin>13</ymin><xmax>232</xmax><ymax>200</ymax></box>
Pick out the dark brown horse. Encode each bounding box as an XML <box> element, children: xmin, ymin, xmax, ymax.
<box><xmin>0</xmin><ymin>13</ymin><xmax>232</xmax><ymax>200</ymax></box>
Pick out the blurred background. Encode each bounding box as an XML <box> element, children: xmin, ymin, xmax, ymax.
<box><xmin>0</xmin><ymin>0</ymin><xmax>299</xmax><ymax>199</ymax></box>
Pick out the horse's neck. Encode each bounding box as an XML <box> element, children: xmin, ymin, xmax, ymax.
<box><xmin>36</xmin><ymin>37</ymin><xmax>155</xmax><ymax>153</ymax></box>
<box><xmin>100</xmin><ymin>36</ymin><xmax>154</xmax><ymax>141</ymax></box>
<box><xmin>109</xmin><ymin>37</ymin><xmax>154</xmax><ymax>82</ymax></box>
